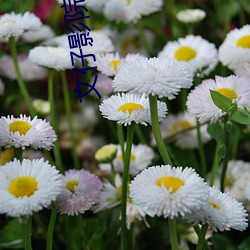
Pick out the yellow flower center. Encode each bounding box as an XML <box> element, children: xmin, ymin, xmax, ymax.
<box><xmin>236</xmin><ymin>35</ymin><xmax>250</xmax><ymax>48</ymax></box>
<box><xmin>127</xmin><ymin>0</ymin><xmax>131</xmax><ymax>4</ymax></box>
<box><xmin>108</xmin><ymin>60</ymin><xmax>121</xmax><ymax>71</ymax></box>
<box><xmin>216</xmin><ymin>88</ymin><xmax>237</xmax><ymax>99</ymax></box>
<box><xmin>66</xmin><ymin>180</ymin><xmax>79</xmax><ymax>192</ymax></box>
<box><xmin>155</xmin><ymin>176</ymin><xmax>184</xmax><ymax>193</ymax></box>
<box><xmin>118</xmin><ymin>103</ymin><xmax>144</xmax><ymax>114</ymax></box>
<box><xmin>208</xmin><ymin>201</ymin><xmax>220</xmax><ymax>210</ymax></box>
<box><xmin>174</xmin><ymin>46</ymin><xmax>197</xmax><ymax>61</ymax></box>
<box><xmin>9</xmin><ymin>176</ymin><xmax>38</xmax><ymax>197</ymax></box>
<box><xmin>9</xmin><ymin>121</ymin><xmax>32</xmax><ymax>135</ymax></box>
<box><xmin>171</xmin><ymin>120</ymin><xmax>192</xmax><ymax>134</ymax></box>
<box><xmin>224</xmin><ymin>176</ymin><xmax>234</xmax><ymax>187</ymax></box>
<box><xmin>118</xmin><ymin>153</ymin><xmax>136</xmax><ymax>161</ymax></box>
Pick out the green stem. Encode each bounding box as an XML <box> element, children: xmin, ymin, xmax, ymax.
<box><xmin>78</xmin><ymin>215</ymin><xmax>88</xmax><ymax>250</ymax></box>
<box><xmin>168</xmin><ymin>218</ymin><xmax>179</xmax><ymax>250</ymax></box>
<box><xmin>238</xmin><ymin>0</ymin><xmax>246</xmax><ymax>26</ymax></box>
<box><xmin>9</xmin><ymin>37</ymin><xmax>36</xmax><ymax>117</ymax></box>
<box><xmin>117</xmin><ymin>124</ymin><xmax>125</xmax><ymax>156</ymax></box>
<box><xmin>194</xmin><ymin>226</ymin><xmax>211</xmax><ymax>250</ymax></box>
<box><xmin>149</xmin><ymin>95</ymin><xmax>172</xmax><ymax>165</ymax></box>
<box><xmin>121</xmin><ymin>124</ymin><xmax>135</xmax><ymax>250</ymax></box>
<box><xmin>196</xmin><ymin>224</ymin><xmax>209</xmax><ymax>250</ymax></box>
<box><xmin>61</xmin><ymin>71</ymin><xmax>80</xmax><ymax>169</ymax></box>
<box><xmin>48</xmin><ymin>70</ymin><xmax>63</xmax><ymax>172</ymax></box>
<box><xmin>21</xmin><ymin>216</ymin><xmax>32</xmax><ymax>250</ymax></box>
<box><xmin>196</xmin><ymin>120</ymin><xmax>207</xmax><ymax>179</ymax></box>
<box><xmin>231</xmin><ymin>126</ymin><xmax>240</xmax><ymax>159</ymax></box>
<box><xmin>209</xmin><ymin>141</ymin><xmax>221</xmax><ymax>186</ymax></box>
<box><xmin>220</xmin><ymin>116</ymin><xmax>230</xmax><ymax>192</ymax></box>
<box><xmin>46</xmin><ymin>203</ymin><xmax>57</xmax><ymax>250</ymax></box>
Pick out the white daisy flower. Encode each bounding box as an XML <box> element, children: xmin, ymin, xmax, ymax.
<box><xmin>103</xmin><ymin>0</ymin><xmax>163</xmax><ymax>23</ymax></box>
<box><xmin>125</xmin><ymin>201</ymin><xmax>148</xmax><ymax>230</ymax></box>
<box><xmin>93</xmin><ymin>174</ymin><xmax>122</xmax><ymax>212</ymax></box>
<box><xmin>0</xmin><ymin>55</ymin><xmax>47</xmax><ymax>81</ymax></box>
<box><xmin>22</xmin><ymin>24</ymin><xmax>55</xmax><ymax>43</ymax></box>
<box><xmin>151</xmin><ymin>112</ymin><xmax>210</xmax><ymax>149</ymax></box>
<box><xmin>0</xmin><ymin>12</ymin><xmax>41</xmax><ymax>42</ymax></box>
<box><xmin>44</xmin><ymin>31</ymin><xmax>114</xmax><ymax>55</ymax></box>
<box><xmin>176</xmin><ymin>9</ymin><xmax>206</xmax><ymax>23</ymax></box>
<box><xmin>130</xmin><ymin>165</ymin><xmax>209</xmax><ymax>219</ymax></box>
<box><xmin>28</xmin><ymin>46</ymin><xmax>72</xmax><ymax>71</ymax></box>
<box><xmin>113</xmin><ymin>57</ymin><xmax>193</xmax><ymax>99</ymax></box>
<box><xmin>0</xmin><ymin>158</ymin><xmax>62</xmax><ymax>217</ymax></box>
<box><xmin>56</xmin><ymin>169</ymin><xmax>102</xmax><ymax>216</ymax></box>
<box><xmin>88</xmin><ymin>52</ymin><xmax>145</xmax><ymax>76</ymax></box>
<box><xmin>213</xmin><ymin>160</ymin><xmax>250</xmax><ymax>202</ymax></box>
<box><xmin>99</xmin><ymin>144</ymin><xmax>155</xmax><ymax>176</ymax></box>
<box><xmin>186</xmin><ymin>187</ymin><xmax>248</xmax><ymax>232</ymax></box>
<box><xmin>187</xmin><ymin>75</ymin><xmax>250</xmax><ymax>123</ymax></box>
<box><xmin>158</xmin><ymin>35</ymin><xmax>218</xmax><ymax>77</ymax></box>
<box><xmin>0</xmin><ymin>114</ymin><xmax>57</xmax><ymax>150</ymax></box>
<box><xmin>99</xmin><ymin>93</ymin><xmax>167</xmax><ymax>126</ymax></box>
<box><xmin>218</xmin><ymin>24</ymin><xmax>250</xmax><ymax>71</ymax></box>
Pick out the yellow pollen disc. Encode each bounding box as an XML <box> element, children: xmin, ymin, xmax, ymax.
<box><xmin>9</xmin><ymin>177</ymin><xmax>38</xmax><ymax>197</ymax></box>
<box><xmin>171</xmin><ymin>120</ymin><xmax>192</xmax><ymax>134</ymax></box>
<box><xmin>108</xmin><ymin>60</ymin><xmax>121</xmax><ymax>71</ymax></box>
<box><xmin>216</xmin><ymin>88</ymin><xmax>237</xmax><ymax>99</ymax></box>
<box><xmin>127</xmin><ymin>0</ymin><xmax>131</xmax><ymax>4</ymax></box>
<box><xmin>66</xmin><ymin>180</ymin><xmax>79</xmax><ymax>192</ymax></box>
<box><xmin>118</xmin><ymin>153</ymin><xmax>136</xmax><ymax>161</ymax></box>
<box><xmin>9</xmin><ymin>121</ymin><xmax>32</xmax><ymax>135</ymax></box>
<box><xmin>174</xmin><ymin>46</ymin><xmax>197</xmax><ymax>61</ymax></box>
<box><xmin>118</xmin><ymin>103</ymin><xmax>144</xmax><ymax>114</ymax></box>
<box><xmin>155</xmin><ymin>176</ymin><xmax>184</xmax><ymax>193</ymax></box>
<box><xmin>208</xmin><ymin>201</ymin><xmax>220</xmax><ymax>210</ymax></box>
<box><xmin>236</xmin><ymin>35</ymin><xmax>250</xmax><ymax>48</ymax></box>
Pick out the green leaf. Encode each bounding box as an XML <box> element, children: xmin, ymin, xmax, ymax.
<box><xmin>232</xmin><ymin>109</ymin><xmax>250</xmax><ymax>125</ymax></box>
<box><xmin>209</xmin><ymin>90</ymin><xmax>234</xmax><ymax>112</ymax></box>
<box><xmin>207</xmin><ymin>122</ymin><xmax>223</xmax><ymax>141</ymax></box>
<box><xmin>0</xmin><ymin>219</ymin><xmax>23</xmax><ymax>249</ymax></box>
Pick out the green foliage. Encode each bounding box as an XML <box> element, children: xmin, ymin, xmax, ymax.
<box><xmin>0</xmin><ymin>219</ymin><xmax>23</xmax><ymax>249</ymax></box>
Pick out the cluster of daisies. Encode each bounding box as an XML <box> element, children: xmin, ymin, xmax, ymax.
<box><xmin>0</xmin><ymin>114</ymin><xmax>102</xmax><ymax>218</ymax></box>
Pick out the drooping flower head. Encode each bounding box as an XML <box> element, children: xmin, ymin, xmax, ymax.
<box><xmin>113</xmin><ymin>57</ymin><xmax>193</xmax><ymax>99</ymax></box>
<box><xmin>0</xmin><ymin>114</ymin><xmax>57</xmax><ymax>150</ymax></box>
<box><xmin>158</xmin><ymin>35</ymin><xmax>218</xmax><ymax>77</ymax></box>
<box><xmin>99</xmin><ymin>93</ymin><xmax>167</xmax><ymax>126</ymax></box>
<box><xmin>187</xmin><ymin>75</ymin><xmax>250</xmax><ymax>123</ymax></box>
<box><xmin>56</xmin><ymin>169</ymin><xmax>102</xmax><ymax>216</ymax></box>
<box><xmin>0</xmin><ymin>12</ymin><xmax>42</xmax><ymax>42</ymax></box>
<box><xmin>130</xmin><ymin>165</ymin><xmax>209</xmax><ymax>218</ymax></box>
<box><xmin>0</xmin><ymin>158</ymin><xmax>62</xmax><ymax>217</ymax></box>
<box><xmin>28</xmin><ymin>46</ymin><xmax>72</xmax><ymax>71</ymax></box>
<box><xmin>218</xmin><ymin>24</ymin><xmax>250</xmax><ymax>71</ymax></box>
